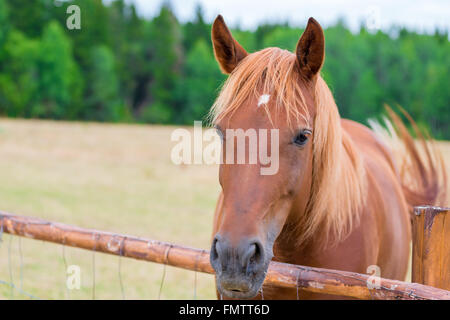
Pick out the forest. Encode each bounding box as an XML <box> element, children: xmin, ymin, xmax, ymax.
<box><xmin>0</xmin><ymin>0</ymin><xmax>448</xmax><ymax>138</ymax></box>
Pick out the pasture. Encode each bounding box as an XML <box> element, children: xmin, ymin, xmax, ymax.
<box><xmin>0</xmin><ymin>118</ymin><xmax>220</xmax><ymax>299</ymax></box>
<box><xmin>0</xmin><ymin>118</ymin><xmax>448</xmax><ymax>299</ymax></box>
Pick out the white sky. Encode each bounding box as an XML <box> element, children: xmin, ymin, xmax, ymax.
<box><xmin>124</xmin><ymin>0</ymin><xmax>449</xmax><ymax>34</ymax></box>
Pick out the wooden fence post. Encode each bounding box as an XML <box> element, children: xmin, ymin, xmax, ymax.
<box><xmin>412</xmin><ymin>206</ymin><xmax>450</xmax><ymax>290</ymax></box>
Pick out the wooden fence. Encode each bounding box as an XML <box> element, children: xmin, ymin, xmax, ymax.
<box><xmin>0</xmin><ymin>205</ymin><xmax>449</xmax><ymax>300</ymax></box>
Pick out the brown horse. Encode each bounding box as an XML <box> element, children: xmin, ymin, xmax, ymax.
<box><xmin>208</xmin><ymin>15</ymin><xmax>447</xmax><ymax>299</ymax></box>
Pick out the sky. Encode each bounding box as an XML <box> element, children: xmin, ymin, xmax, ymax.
<box><xmin>124</xmin><ymin>0</ymin><xmax>449</xmax><ymax>34</ymax></box>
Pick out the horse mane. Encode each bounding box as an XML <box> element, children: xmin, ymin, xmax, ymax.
<box><xmin>209</xmin><ymin>48</ymin><xmax>311</xmax><ymax>127</ymax></box>
<box><xmin>296</xmin><ymin>76</ymin><xmax>367</xmax><ymax>247</ymax></box>
<box><xmin>209</xmin><ymin>47</ymin><xmax>367</xmax><ymax>248</ymax></box>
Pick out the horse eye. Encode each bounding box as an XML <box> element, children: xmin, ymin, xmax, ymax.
<box><xmin>293</xmin><ymin>130</ymin><xmax>311</xmax><ymax>147</ymax></box>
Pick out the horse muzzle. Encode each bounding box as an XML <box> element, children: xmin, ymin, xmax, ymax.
<box><xmin>210</xmin><ymin>234</ymin><xmax>270</xmax><ymax>299</ymax></box>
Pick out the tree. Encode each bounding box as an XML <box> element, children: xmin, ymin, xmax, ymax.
<box><xmin>423</xmin><ymin>48</ymin><xmax>450</xmax><ymax>139</ymax></box>
<box><xmin>0</xmin><ymin>1</ymin><xmax>448</xmax><ymax>139</ymax></box>
<box><xmin>107</xmin><ymin>0</ymin><xmax>145</xmax><ymax>111</ymax></box>
<box><xmin>34</xmin><ymin>21</ymin><xmax>83</xmax><ymax>119</ymax></box>
<box><xmin>84</xmin><ymin>45</ymin><xmax>128</xmax><ymax>121</ymax></box>
<box><xmin>183</xmin><ymin>4</ymin><xmax>210</xmax><ymax>53</ymax></box>
<box><xmin>0</xmin><ymin>30</ymin><xmax>39</xmax><ymax>117</ymax></box>
<box><xmin>180</xmin><ymin>39</ymin><xmax>225</xmax><ymax>123</ymax></box>
<box><xmin>263</xmin><ymin>26</ymin><xmax>303</xmax><ymax>51</ymax></box>
<box><xmin>0</xmin><ymin>0</ymin><xmax>10</xmax><ymax>53</ymax></box>
<box><xmin>5</xmin><ymin>0</ymin><xmax>49</xmax><ymax>38</ymax></box>
<box><xmin>68</xmin><ymin>0</ymin><xmax>111</xmax><ymax>70</ymax></box>
<box><xmin>141</xmin><ymin>4</ymin><xmax>183</xmax><ymax>124</ymax></box>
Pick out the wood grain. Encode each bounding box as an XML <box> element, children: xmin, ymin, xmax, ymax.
<box><xmin>413</xmin><ymin>206</ymin><xmax>450</xmax><ymax>291</ymax></box>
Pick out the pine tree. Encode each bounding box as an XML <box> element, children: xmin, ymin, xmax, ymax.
<box><xmin>141</xmin><ymin>4</ymin><xmax>183</xmax><ymax>124</ymax></box>
<box><xmin>5</xmin><ymin>0</ymin><xmax>50</xmax><ymax>38</ymax></box>
<box><xmin>183</xmin><ymin>4</ymin><xmax>210</xmax><ymax>53</ymax></box>
<box><xmin>0</xmin><ymin>0</ymin><xmax>10</xmax><ymax>52</ymax></box>
<box><xmin>84</xmin><ymin>45</ymin><xmax>127</xmax><ymax>121</ymax></box>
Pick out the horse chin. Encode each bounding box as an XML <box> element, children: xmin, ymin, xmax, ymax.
<box><xmin>216</xmin><ymin>263</ymin><xmax>269</xmax><ymax>299</ymax></box>
<box><xmin>216</xmin><ymin>278</ymin><xmax>264</xmax><ymax>299</ymax></box>
<box><xmin>218</xmin><ymin>286</ymin><xmax>261</xmax><ymax>299</ymax></box>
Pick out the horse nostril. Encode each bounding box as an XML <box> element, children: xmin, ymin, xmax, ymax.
<box><xmin>211</xmin><ymin>236</ymin><xmax>265</xmax><ymax>275</ymax></box>
<box><xmin>211</xmin><ymin>237</ymin><xmax>219</xmax><ymax>262</ymax></box>
<box><xmin>241</xmin><ymin>241</ymin><xmax>264</xmax><ymax>269</ymax></box>
<box><xmin>242</xmin><ymin>244</ymin><xmax>256</xmax><ymax>266</ymax></box>
<box><xmin>253</xmin><ymin>241</ymin><xmax>264</xmax><ymax>264</ymax></box>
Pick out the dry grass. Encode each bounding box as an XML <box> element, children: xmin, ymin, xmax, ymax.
<box><xmin>0</xmin><ymin>118</ymin><xmax>448</xmax><ymax>299</ymax></box>
<box><xmin>0</xmin><ymin>118</ymin><xmax>220</xmax><ymax>299</ymax></box>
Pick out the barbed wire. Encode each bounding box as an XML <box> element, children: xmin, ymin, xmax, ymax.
<box><xmin>18</xmin><ymin>237</ymin><xmax>24</xmax><ymax>292</ymax></box>
<box><xmin>8</xmin><ymin>235</ymin><xmax>14</xmax><ymax>298</ymax></box>
<box><xmin>0</xmin><ymin>279</ymin><xmax>42</xmax><ymax>300</ymax></box>
<box><xmin>0</xmin><ymin>227</ymin><xmax>210</xmax><ymax>300</ymax></box>
<box><xmin>61</xmin><ymin>236</ymin><xmax>71</xmax><ymax>300</ymax></box>
<box><xmin>118</xmin><ymin>236</ymin><xmax>126</xmax><ymax>300</ymax></box>
<box><xmin>193</xmin><ymin>249</ymin><xmax>205</xmax><ymax>300</ymax></box>
<box><xmin>92</xmin><ymin>233</ymin><xmax>99</xmax><ymax>300</ymax></box>
<box><xmin>158</xmin><ymin>244</ymin><xmax>172</xmax><ymax>300</ymax></box>
<box><xmin>0</xmin><ymin>222</ymin><xmax>43</xmax><ymax>300</ymax></box>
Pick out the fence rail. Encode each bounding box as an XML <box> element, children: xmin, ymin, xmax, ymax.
<box><xmin>1</xmin><ymin>210</ymin><xmax>449</xmax><ymax>300</ymax></box>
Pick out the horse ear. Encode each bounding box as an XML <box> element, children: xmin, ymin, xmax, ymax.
<box><xmin>295</xmin><ymin>17</ymin><xmax>325</xmax><ymax>79</ymax></box>
<box><xmin>211</xmin><ymin>15</ymin><xmax>248</xmax><ymax>74</ymax></box>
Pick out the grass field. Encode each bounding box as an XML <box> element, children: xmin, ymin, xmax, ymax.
<box><xmin>0</xmin><ymin>118</ymin><xmax>220</xmax><ymax>299</ymax></box>
<box><xmin>0</xmin><ymin>118</ymin><xmax>448</xmax><ymax>300</ymax></box>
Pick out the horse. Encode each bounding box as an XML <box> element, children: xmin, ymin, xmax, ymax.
<box><xmin>208</xmin><ymin>15</ymin><xmax>447</xmax><ymax>299</ymax></box>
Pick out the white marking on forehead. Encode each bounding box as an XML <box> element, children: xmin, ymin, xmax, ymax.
<box><xmin>257</xmin><ymin>94</ymin><xmax>271</xmax><ymax>107</ymax></box>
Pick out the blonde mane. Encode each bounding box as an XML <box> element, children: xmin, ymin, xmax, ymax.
<box><xmin>209</xmin><ymin>48</ymin><xmax>311</xmax><ymax>127</ymax></box>
<box><xmin>210</xmin><ymin>47</ymin><xmax>367</xmax><ymax>247</ymax></box>
<box><xmin>297</xmin><ymin>76</ymin><xmax>367</xmax><ymax>247</ymax></box>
